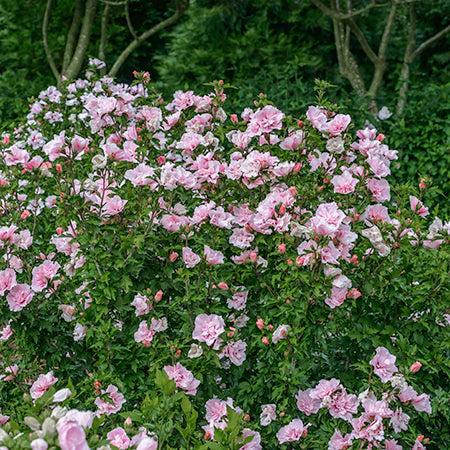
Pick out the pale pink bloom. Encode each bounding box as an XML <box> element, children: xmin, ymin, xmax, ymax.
<box><xmin>272</xmin><ymin>324</ymin><xmax>290</xmax><ymax>343</ymax></box>
<box><xmin>230</xmin><ymin>131</ymin><xmax>252</xmax><ymax>149</ymax></box>
<box><xmin>31</xmin><ymin>260</ymin><xmax>60</xmax><ymax>292</ymax></box>
<box><xmin>306</xmin><ymin>106</ymin><xmax>328</xmax><ymax>130</ymax></box>
<box><xmin>30</xmin><ymin>371</ymin><xmax>58</xmax><ymax>400</ymax></box>
<box><xmin>390</xmin><ymin>408</ymin><xmax>410</xmax><ymax>433</ymax></box>
<box><xmin>164</xmin><ymin>363</ymin><xmax>200</xmax><ymax>395</ymax></box>
<box><xmin>124</xmin><ymin>164</ymin><xmax>155</xmax><ymax>186</ymax></box>
<box><xmin>328</xmin><ymin>429</ymin><xmax>353</xmax><ymax>450</ymax></box>
<box><xmin>229</xmin><ymin>228</ymin><xmax>255</xmax><ymax>249</ymax></box>
<box><xmin>410</xmin><ymin>361</ymin><xmax>422</xmax><ymax>372</ymax></box>
<box><xmin>227</xmin><ymin>290</ymin><xmax>248</xmax><ymax>310</ymax></box>
<box><xmin>329</xmin><ymin>390</ymin><xmax>360</xmax><ymax>421</ymax></box>
<box><xmin>58</xmin><ymin>420</ymin><xmax>89</xmax><ymax>450</ymax></box>
<box><xmin>351</xmin><ymin>415</ymin><xmax>384</xmax><ymax>442</ymax></box>
<box><xmin>6</xmin><ymin>283</ymin><xmax>34</xmax><ymax>311</ymax></box>
<box><xmin>331</xmin><ymin>170</ymin><xmax>359</xmax><ymax>194</ymax></box>
<box><xmin>30</xmin><ymin>438</ymin><xmax>48</xmax><ymax>450</ymax></box>
<box><xmin>0</xmin><ymin>268</ymin><xmax>17</xmax><ymax>295</ymax></box>
<box><xmin>411</xmin><ymin>439</ymin><xmax>426</xmax><ymax>450</ymax></box>
<box><xmin>219</xmin><ymin>340</ymin><xmax>247</xmax><ymax>366</ymax></box>
<box><xmin>325</xmin><ymin>114</ymin><xmax>351</xmax><ymax>136</ymax></box>
<box><xmin>409</xmin><ymin>196</ymin><xmax>429</xmax><ymax>217</ymax></box>
<box><xmin>102</xmin><ymin>195</ymin><xmax>127</xmax><ymax>216</ymax></box>
<box><xmin>160</xmin><ymin>214</ymin><xmax>189</xmax><ymax>232</ymax></box>
<box><xmin>0</xmin><ymin>321</ymin><xmax>12</xmax><ymax>341</ymax></box>
<box><xmin>276</xmin><ymin>419</ymin><xmax>310</xmax><ymax>444</ymax></box>
<box><xmin>95</xmin><ymin>384</ymin><xmax>126</xmax><ymax>416</ymax></box>
<box><xmin>73</xmin><ymin>323</ymin><xmax>87</xmax><ymax>342</ymax></box>
<box><xmin>240</xmin><ymin>429</ymin><xmax>262</xmax><ymax>450</ymax></box>
<box><xmin>398</xmin><ymin>385</ymin><xmax>418</xmax><ymax>402</ymax></box>
<box><xmin>310</xmin><ymin>378</ymin><xmax>342</xmax><ymax>399</ymax></box>
<box><xmin>367</xmin><ymin>178</ymin><xmax>391</xmax><ymax>202</ymax></box>
<box><xmin>136</xmin><ymin>437</ymin><xmax>158</xmax><ymax>450</ymax></box>
<box><xmin>361</xmin><ymin>204</ymin><xmax>391</xmax><ymax>224</ymax></box>
<box><xmin>192</xmin><ymin>314</ymin><xmax>225</xmax><ymax>346</ymax></box>
<box><xmin>325</xmin><ymin>286</ymin><xmax>348</xmax><ymax>309</ymax></box>
<box><xmin>411</xmin><ymin>393</ymin><xmax>432</xmax><ymax>414</ymax></box>
<box><xmin>310</xmin><ymin>202</ymin><xmax>345</xmax><ymax>236</ymax></box>
<box><xmin>2</xmin><ymin>363</ymin><xmax>18</xmax><ymax>381</ymax></box>
<box><xmin>296</xmin><ymin>388</ymin><xmax>321</xmax><ymax>416</ymax></box>
<box><xmin>247</xmin><ymin>105</ymin><xmax>284</xmax><ymax>135</ymax></box>
<box><xmin>0</xmin><ymin>414</ymin><xmax>9</xmax><ymax>425</ymax></box>
<box><xmin>280</xmin><ymin>131</ymin><xmax>303</xmax><ymax>150</ymax></box>
<box><xmin>205</xmin><ymin>398</ymin><xmax>229</xmax><ymax>425</ymax></box>
<box><xmin>57</xmin><ymin>409</ymin><xmax>94</xmax><ymax>430</ymax></box>
<box><xmin>107</xmin><ymin>427</ymin><xmax>131</xmax><ymax>449</ymax></box>
<box><xmin>362</xmin><ymin>399</ymin><xmax>392</xmax><ymax>418</ymax></box>
<box><xmin>182</xmin><ymin>247</ymin><xmax>201</xmax><ymax>268</ymax></box>
<box><xmin>204</xmin><ymin>245</ymin><xmax>225</xmax><ymax>265</ymax></box>
<box><xmin>134</xmin><ymin>320</ymin><xmax>156</xmax><ymax>344</ymax></box>
<box><xmin>260</xmin><ymin>404</ymin><xmax>277</xmax><ymax>426</ymax></box>
<box><xmin>370</xmin><ymin>347</ymin><xmax>398</xmax><ymax>383</ymax></box>
<box><xmin>385</xmin><ymin>439</ymin><xmax>402</xmax><ymax>450</ymax></box>
<box><xmin>53</xmin><ymin>388</ymin><xmax>72</xmax><ymax>403</ymax></box>
<box><xmin>131</xmin><ymin>293</ymin><xmax>151</xmax><ymax>316</ymax></box>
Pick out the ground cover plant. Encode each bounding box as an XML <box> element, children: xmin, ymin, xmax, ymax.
<box><xmin>0</xmin><ymin>63</ymin><xmax>448</xmax><ymax>449</ymax></box>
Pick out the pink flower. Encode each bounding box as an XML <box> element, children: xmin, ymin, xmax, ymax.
<box><xmin>385</xmin><ymin>439</ymin><xmax>402</xmax><ymax>450</ymax></box>
<box><xmin>325</xmin><ymin>114</ymin><xmax>351</xmax><ymax>136</ymax></box>
<box><xmin>296</xmin><ymin>388</ymin><xmax>321</xmax><ymax>416</ymax></box>
<box><xmin>0</xmin><ymin>268</ymin><xmax>17</xmax><ymax>295</ymax></box>
<box><xmin>410</xmin><ymin>361</ymin><xmax>422</xmax><ymax>372</ymax></box>
<box><xmin>310</xmin><ymin>202</ymin><xmax>345</xmax><ymax>236</ymax></box>
<box><xmin>276</xmin><ymin>419</ymin><xmax>310</xmax><ymax>444</ymax></box>
<box><xmin>409</xmin><ymin>196</ymin><xmax>429</xmax><ymax>217</ymax></box>
<box><xmin>260</xmin><ymin>404</ymin><xmax>277</xmax><ymax>426</ymax></box>
<box><xmin>328</xmin><ymin>429</ymin><xmax>353</xmax><ymax>450</ymax></box>
<box><xmin>362</xmin><ymin>399</ymin><xmax>392</xmax><ymax>418</ymax></box>
<box><xmin>240</xmin><ymin>429</ymin><xmax>262</xmax><ymax>450</ymax></box>
<box><xmin>306</xmin><ymin>106</ymin><xmax>328</xmax><ymax>130</ymax></box>
<box><xmin>134</xmin><ymin>320</ymin><xmax>156</xmax><ymax>344</ymax></box>
<box><xmin>367</xmin><ymin>178</ymin><xmax>391</xmax><ymax>202</ymax></box>
<box><xmin>329</xmin><ymin>390</ymin><xmax>360</xmax><ymax>421</ymax></box>
<box><xmin>310</xmin><ymin>378</ymin><xmax>342</xmax><ymax>399</ymax></box>
<box><xmin>6</xmin><ymin>283</ymin><xmax>34</xmax><ymax>311</ymax></box>
<box><xmin>204</xmin><ymin>245</ymin><xmax>225</xmax><ymax>265</ymax></box>
<box><xmin>0</xmin><ymin>414</ymin><xmax>9</xmax><ymax>425</ymax></box>
<box><xmin>227</xmin><ymin>290</ymin><xmax>248</xmax><ymax>310</ymax></box>
<box><xmin>0</xmin><ymin>321</ymin><xmax>13</xmax><ymax>341</ymax></box>
<box><xmin>229</xmin><ymin>228</ymin><xmax>255</xmax><ymax>249</ymax></box>
<box><xmin>102</xmin><ymin>195</ymin><xmax>127</xmax><ymax>216</ymax></box>
<box><xmin>58</xmin><ymin>420</ymin><xmax>89</xmax><ymax>450</ymax></box>
<box><xmin>31</xmin><ymin>260</ymin><xmax>60</xmax><ymax>292</ymax></box>
<box><xmin>135</xmin><ymin>437</ymin><xmax>158</xmax><ymax>450</ymax></box>
<box><xmin>369</xmin><ymin>347</ymin><xmax>398</xmax><ymax>383</ymax></box>
<box><xmin>192</xmin><ymin>314</ymin><xmax>225</xmax><ymax>346</ymax></box>
<box><xmin>219</xmin><ymin>340</ymin><xmax>247</xmax><ymax>366</ymax></box>
<box><xmin>107</xmin><ymin>427</ymin><xmax>131</xmax><ymax>449</ymax></box>
<box><xmin>164</xmin><ymin>363</ymin><xmax>200</xmax><ymax>395</ymax></box>
<box><xmin>30</xmin><ymin>371</ymin><xmax>58</xmax><ymax>400</ymax></box>
<box><xmin>411</xmin><ymin>393</ymin><xmax>432</xmax><ymax>414</ymax></box>
<box><xmin>390</xmin><ymin>408</ymin><xmax>410</xmax><ymax>433</ymax></box>
<box><xmin>130</xmin><ymin>294</ymin><xmax>151</xmax><ymax>316</ymax></box>
<box><xmin>272</xmin><ymin>324</ymin><xmax>290</xmax><ymax>343</ymax></box>
<box><xmin>94</xmin><ymin>384</ymin><xmax>126</xmax><ymax>416</ymax></box>
<box><xmin>30</xmin><ymin>438</ymin><xmax>48</xmax><ymax>450</ymax></box>
<box><xmin>205</xmin><ymin>398</ymin><xmax>229</xmax><ymax>425</ymax></box>
<box><xmin>182</xmin><ymin>247</ymin><xmax>201</xmax><ymax>268</ymax></box>
<box><xmin>331</xmin><ymin>170</ymin><xmax>359</xmax><ymax>194</ymax></box>
<box><xmin>247</xmin><ymin>105</ymin><xmax>284</xmax><ymax>135</ymax></box>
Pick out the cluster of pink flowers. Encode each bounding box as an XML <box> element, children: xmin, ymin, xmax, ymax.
<box><xmin>294</xmin><ymin>347</ymin><xmax>432</xmax><ymax>449</ymax></box>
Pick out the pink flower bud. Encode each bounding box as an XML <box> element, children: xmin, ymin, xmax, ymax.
<box><xmin>256</xmin><ymin>318</ymin><xmax>264</xmax><ymax>330</ymax></box>
<box><xmin>21</xmin><ymin>210</ymin><xmax>30</xmax><ymax>219</ymax></box>
<box><xmin>124</xmin><ymin>417</ymin><xmax>132</xmax><ymax>426</ymax></box>
<box><xmin>249</xmin><ymin>252</ymin><xmax>258</xmax><ymax>263</ymax></box>
<box><xmin>169</xmin><ymin>251</ymin><xmax>178</xmax><ymax>262</ymax></box>
<box><xmin>56</xmin><ymin>227</ymin><xmax>63</xmax><ymax>235</ymax></box>
<box><xmin>217</xmin><ymin>282</ymin><xmax>228</xmax><ymax>290</ymax></box>
<box><xmin>157</xmin><ymin>156</ymin><xmax>166</xmax><ymax>165</ymax></box>
<box><xmin>2</xmin><ymin>135</ymin><xmax>10</xmax><ymax>145</ymax></box>
<box><xmin>230</xmin><ymin>114</ymin><xmax>238</xmax><ymax>123</ymax></box>
<box><xmin>56</xmin><ymin>164</ymin><xmax>62</xmax><ymax>173</ymax></box>
<box><xmin>293</xmin><ymin>162</ymin><xmax>302</xmax><ymax>173</ymax></box>
<box><xmin>154</xmin><ymin>290</ymin><xmax>163</xmax><ymax>302</ymax></box>
<box><xmin>278</xmin><ymin>243</ymin><xmax>286</xmax><ymax>254</ymax></box>
<box><xmin>410</xmin><ymin>361</ymin><xmax>422</xmax><ymax>372</ymax></box>
<box><xmin>262</xmin><ymin>336</ymin><xmax>269</xmax><ymax>346</ymax></box>
<box><xmin>295</xmin><ymin>256</ymin><xmax>304</xmax><ymax>267</ymax></box>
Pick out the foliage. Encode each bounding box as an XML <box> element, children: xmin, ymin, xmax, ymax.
<box><xmin>0</xmin><ymin>68</ymin><xmax>448</xmax><ymax>448</ymax></box>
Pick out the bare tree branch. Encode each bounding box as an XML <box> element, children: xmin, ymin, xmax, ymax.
<box><xmin>311</xmin><ymin>0</ymin><xmax>389</xmax><ymax>20</ymax></box>
<box><xmin>64</xmin><ymin>0</ymin><xmax>98</xmax><ymax>80</ymax></box>
<box><xmin>345</xmin><ymin>18</ymin><xmax>378</xmax><ymax>64</ymax></box>
<box><xmin>125</xmin><ymin>0</ymin><xmax>138</xmax><ymax>40</ymax></box>
<box><xmin>62</xmin><ymin>0</ymin><xmax>83</xmax><ymax>73</ymax></box>
<box><xmin>108</xmin><ymin>0</ymin><xmax>189</xmax><ymax>77</ymax></box>
<box><xmin>99</xmin><ymin>3</ymin><xmax>110</xmax><ymax>62</ymax></box>
<box><xmin>100</xmin><ymin>0</ymin><xmax>126</xmax><ymax>5</ymax></box>
<box><xmin>42</xmin><ymin>0</ymin><xmax>60</xmax><ymax>83</ymax></box>
<box><xmin>412</xmin><ymin>23</ymin><xmax>450</xmax><ymax>59</ymax></box>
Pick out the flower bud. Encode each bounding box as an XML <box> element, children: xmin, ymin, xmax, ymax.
<box><xmin>24</xmin><ymin>416</ymin><xmax>41</xmax><ymax>431</ymax></box>
<box><xmin>42</xmin><ymin>417</ymin><xmax>56</xmax><ymax>437</ymax></box>
<box><xmin>410</xmin><ymin>361</ymin><xmax>422</xmax><ymax>372</ymax></box>
<box><xmin>262</xmin><ymin>336</ymin><xmax>269</xmax><ymax>346</ymax></box>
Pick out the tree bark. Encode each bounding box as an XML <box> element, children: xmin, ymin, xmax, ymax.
<box><xmin>62</xmin><ymin>0</ymin><xmax>83</xmax><ymax>73</ymax></box>
<box><xmin>42</xmin><ymin>0</ymin><xmax>60</xmax><ymax>83</ymax></box>
<box><xmin>108</xmin><ymin>1</ymin><xmax>189</xmax><ymax>77</ymax></box>
<box><xmin>63</xmin><ymin>0</ymin><xmax>97</xmax><ymax>80</ymax></box>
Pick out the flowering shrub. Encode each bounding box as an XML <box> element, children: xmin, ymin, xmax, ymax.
<box><xmin>0</xmin><ymin>65</ymin><xmax>448</xmax><ymax>448</ymax></box>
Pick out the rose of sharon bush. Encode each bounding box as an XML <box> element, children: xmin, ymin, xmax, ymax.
<box><xmin>0</xmin><ymin>66</ymin><xmax>448</xmax><ymax>448</ymax></box>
